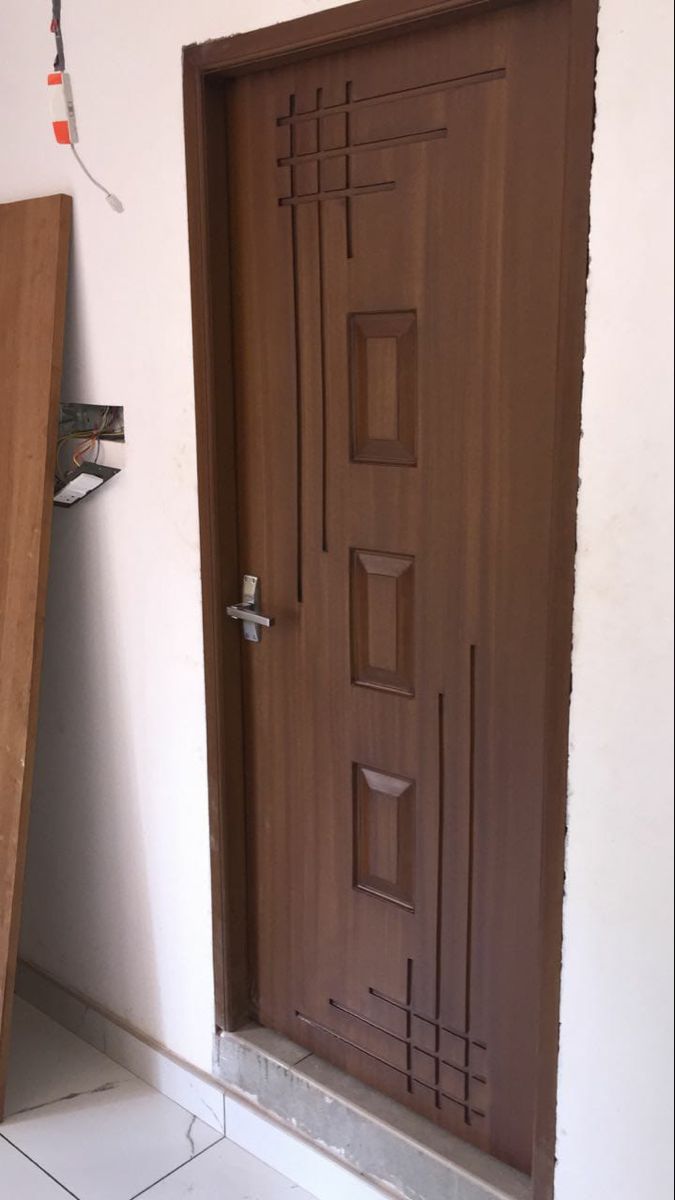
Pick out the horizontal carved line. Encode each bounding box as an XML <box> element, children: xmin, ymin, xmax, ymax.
<box><xmin>297</xmin><ymin>1010</ymin><xmax>480</xmax><ymax>1110</ymax></box>
<box><xmin>277</xmin><ymin>67</ymin><xmax>506</xmax><ymax>126</ymax></box>
<box><xmin>441</xmin><ymin>1060</ymin><xmax>487</xmax><ymax>1085</ymax></box>
<box><xmin>329</xmin><ymin>999</ymin><xmax>486</xmax><ymax>1084</ymax></box>
<box><xmin>329</xmin><ymin>998</ymin><xmax>408</xmax><ymax>1045</ymax></box>
<box><xmin>296</xmin><ymin>1011</ymin><xmax>486</xmax><ymax>1118</ymax></box>
<box><xmin>368</xmin><ymin>985</ymin><xmax>487</xmax><ymax>1049</ymax></box>
<box><xmin>442</xmin><ymin>1092</ymin><xmax>486</xmax><ymax>1119</ymax></box>
<box><xmin>296</xmin><ymin>1010</ymin><xmax>414</xmax><ymax>1080</ymax></box>
<box><xmin>277</xmin><ymin>126</ymin><xmax>447</xmax><ymax>167</ymax></box>
<box><xmin>279</xmin><ymin>181</ymin><xmax>395</xmax><ymax>207</ymax></box>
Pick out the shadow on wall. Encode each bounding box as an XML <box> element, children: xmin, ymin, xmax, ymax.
<box><xmin>17</xmin><ymin>224</ymin><xmax>162</xmax><ymax>1038</ymax></box>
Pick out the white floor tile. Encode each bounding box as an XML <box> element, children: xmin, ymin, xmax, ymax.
<box><xmin>6</xmin><ymin>998</ymin><xmax>131</xmax><ymax>1116</ymax></box>
<box><xmin>15</xmin><ymin>967</ymin><xmax>225</xmax><ymax>1134</ymax></box>
<box><xmin>140</xmin><ymin>1136</ymin><xmax>317</xmax><ymax>1199</ymax></box>
<box><xmin>0</xmin><ymin>1134</ymin><xmax>73</xmax><ymax>1200</ymax></box>
<box><xmin>3</xmin><ymin>1002</ymin><xmax>221</xmax><ymax>1200</ymax></box>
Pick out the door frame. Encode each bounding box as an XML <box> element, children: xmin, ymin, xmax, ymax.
<box><xmin>182</xmin><ymin>0</ymin><xmax>597</xmax><ymax>1192</ymax></box>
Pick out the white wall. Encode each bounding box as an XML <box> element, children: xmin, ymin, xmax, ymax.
<box><xmin>556</xmin><ymin>2</ymin><xmax>674</xmax><ymax>1198</ymax></box>
<box><xmin>0</xmin><ymin>0</ymin><xmax>672</xmax><ymax>1193</ymax></box>
<box><xmin>0</xmin><ymin>0</ymin><xmax>349</xmax><ymax>1072</ymax></box>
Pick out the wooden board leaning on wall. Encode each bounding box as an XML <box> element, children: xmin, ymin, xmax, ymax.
<box><xmin>0</xmin><ymin>195</ymin><xmax>72</xmax><ymax>1118</ymax></box>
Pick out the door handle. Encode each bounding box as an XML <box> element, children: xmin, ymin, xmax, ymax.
<box><xmin>226</xmin><ymin>574</ymin><xmax>275</xmax><ymax>642</ymax></box>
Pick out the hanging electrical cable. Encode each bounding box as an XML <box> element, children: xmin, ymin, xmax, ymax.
<box><xmin>48</xmin><ymin>0</ymin><xmax>124</xmax><ymax>213</ymax></box>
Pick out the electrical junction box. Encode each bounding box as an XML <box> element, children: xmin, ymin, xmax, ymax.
<box><xmin>54</xmin><ymin>461</ymin><xmax>119</xmax><ymax>507</ymax></box>
<box><xmin>54</xmin><ymin>403</ymin><xmax>124</xmax><ymax>506</ymax></box>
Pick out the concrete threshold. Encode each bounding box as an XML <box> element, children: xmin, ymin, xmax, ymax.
<box><xmin>214</xmin><ymin>1024</ymin><xmax>530</xmax><ymax>1200</ymax></box>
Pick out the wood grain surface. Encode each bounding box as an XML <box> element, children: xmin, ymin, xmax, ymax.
<box><xmin>0</xmin><ymin>194</ymin><xmax>71</xmax><ymax>1117</ymax></box>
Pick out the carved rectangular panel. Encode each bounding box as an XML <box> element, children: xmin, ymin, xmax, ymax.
<box><xmin>350</xmin><ymin>312</ymin><xmax>417</xmax><ymax>464</ymax></box>
<box><xmin>353</xmin><ymin>765</ymin><xmax>415</xmax><ymax>909</ymax></box>
<box><xmin>351</xmin><ymin>550</ymin><xmax>415</xmax><ymax>695</ymax></box>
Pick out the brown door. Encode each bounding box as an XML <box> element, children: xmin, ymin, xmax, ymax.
<box><xmin>225</xmin><ymin>0</ymin><xmax>578</xmax><ymax>1175</ymax></box>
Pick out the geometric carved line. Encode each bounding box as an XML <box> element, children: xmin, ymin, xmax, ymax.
<box><xmin>369</xmin><ymin>964</ymin><xmax>487</xmax><ymax>1125</ymax></box>
<box><xmin>277</xmin><ymin>66</ymin><xmax>506</xmax><ymax>128</ymax></box>
<box><xmin>295</xmin><ymin>1009</ymin><xmax>487</xmax><ymax>1119</ymax></box>
<box><xmin>278</xmin><ymin>126</ymin><xmax>447</xmax><ymax>168</ymax></box>
<box><xmin>279</xmin><ymin>180</ymin><xmax>396</xmax><ymax>208</ymax></box>
<box><xmin>277</xmin><ymin>67</ymin><xmax>505</xmax><ymax>257</ymax></box>
<box><xmin>344</xmin><ymin>80</ymin><xmax>354</xmax><ymax>257</ymax></box>
<box><xmin>287</xmin><ymin>93</ymin><xmax>304</xmax><ymax>602</ymax></box>
<box><xmin>297</xmin><ymin>957</ymin><xmax>488</xmax><ymax>1122</ymax></box>
<box><xmin>465</xmin><ymin>644</ymin><xmax>478</xmax><ymax>1094</ymax></box>
<box><xmin>368</xmin><ymin>980</ymin><xmax>487</xmax><ymax>1050</ymax></box>
<box><xmin>328</xmin><ymin>997</ymin><xmax>487</xmax><ymax>1085</ymax></box>
<box><xmin>277</xmin><ymin>70</ymin><xmax>454</xmax><ymax>258</ymax></box>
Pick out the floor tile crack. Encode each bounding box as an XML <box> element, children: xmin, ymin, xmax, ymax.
<box><xmin>12</xmin><ymin>1080</ymin><xmax>120</xmax><ymax>1116</ymax></box>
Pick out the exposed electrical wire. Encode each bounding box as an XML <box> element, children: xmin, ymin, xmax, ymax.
<box><xmin>50</xmin><ymin>0</ymin><xmax>65</xmax><ymax>71</ymax></box>
<box><xmin>70</xmin><ymin>145</ymin><xmax>124</xmax><ymax>212</ymax></box>
<box><xmin>55</xmin><ymin>408</ymin><xmax>123</xmax><ymax>483</ymax></box>
<box><xmin>72</xmin><ymin>406</ymin><xmax>110</xmax><ymax>468</ymax></box>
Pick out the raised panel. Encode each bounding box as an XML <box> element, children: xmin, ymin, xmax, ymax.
<box><xmin>351</xmin><ymin>549</ymin><xmax>415</xmax><ymax>695</ymax></box>
<box><xmin>353</xmin><ymin>765</ymin><xmax>415</xmax><ymax>909</ymax></box>
<box><xmin>350</xmin><ymin>312</ymin><xmax>417</xmax><ymax>464</ymax></box>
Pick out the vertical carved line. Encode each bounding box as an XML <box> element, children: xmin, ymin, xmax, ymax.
<box><xmin>316</xmin><ymin>89</ymin><xmax>329</xmax><ymax>552</ymax></box>
<box><xmin>289</xmin><ymin>94</ymin><xmax>303</xmax><ymax>601</ymax></box>
<box><xmin>345</xmin><ymin>81</ymin><xmax>354</xmax><ymax>259</ymax></box>
<box><xmin>434</xmin><ymin>692</ymin><xmax>445</xmax><ymax>1108</ymax></box>
<box><xmin>465</xmin><ymin>644</ymin><xmax>477</xmax><ymax>1124</ymax></box>
<box><xmin>405</xmin><ymin>957</ymin><xmax>413</xmax><ymax>1093</ymax></box>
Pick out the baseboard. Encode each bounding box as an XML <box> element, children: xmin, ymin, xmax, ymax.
<box><xmin>14</xmin><ymin>959</ymin><xmax>225</xmax><ymax>1134</ymax></box>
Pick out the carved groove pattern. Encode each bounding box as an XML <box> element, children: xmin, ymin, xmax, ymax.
<box><xmin>277</xmin><ymin>67</ymin><xmax>505</xmax><ymax>257</ymax></box>
<box><xmin>296</xmin><ymin>957</ymin><xmax>488</xmax><ymax>1122</ymax></box>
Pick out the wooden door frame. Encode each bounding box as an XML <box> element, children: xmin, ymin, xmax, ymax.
<box><xmin>183</xmin><ymin>0</ymin><xmax>597</xmax><ymax>1192</ymax></box>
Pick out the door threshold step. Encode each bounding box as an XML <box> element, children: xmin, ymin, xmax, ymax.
<box><xmin>214</xmin><ymin>1024</ymin><xmax>530</xmax><ymax>1200</ymax></box>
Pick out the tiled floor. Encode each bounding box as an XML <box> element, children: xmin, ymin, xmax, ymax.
<box><xmin>0</xmin><ymin>999</ymin><xmax>316</xmax><ymax>1200</ymax></box>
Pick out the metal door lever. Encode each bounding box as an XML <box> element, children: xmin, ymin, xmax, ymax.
<box><xmin>227</xmin><ymin>575</ymin><xmax>275</xmax><ymax>643</ymax></box>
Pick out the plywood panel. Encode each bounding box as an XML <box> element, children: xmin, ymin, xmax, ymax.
<box><xmin>0</xmin><ymin>195</ymin><xmax>71</xmax><ymax>1117</ymax></box>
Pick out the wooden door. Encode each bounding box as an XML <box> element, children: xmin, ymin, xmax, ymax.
<box><xmin>219</xmin><ymin>0</ymin><xmax>586</xmax><ymax>1176</ymax></box>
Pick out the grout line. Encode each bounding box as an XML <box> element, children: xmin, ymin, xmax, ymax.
<box><xmin>0</xmin><ymin>1130</ymin><xmax>81</xmax><ymax>1199</ymax></box>
<box><xmin>126</xmin><ymin>1135</ymin><xmax>226</xmax><ymax>1200</ymax></box>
